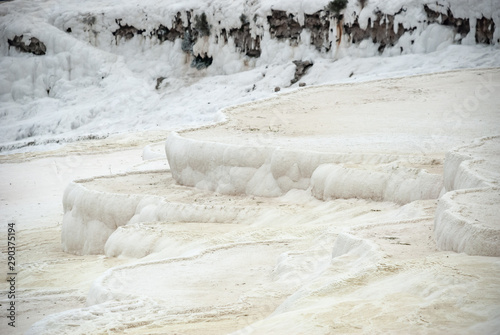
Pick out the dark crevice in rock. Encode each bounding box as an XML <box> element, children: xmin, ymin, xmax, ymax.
<box><xmin>424</xmin><ymin>5</ymin><xmax>470</xmax><ymax>39</ymax></box>
<box><xmin>291</xmin><ymin>60</ymin><xmax>313</xmax><ymax>84</ymax></box>
<box><xmin>112</xmin><ymin>19</ymin><xmax>145</xmax><ymax>42</ymax></box>
<box><xmin>191</xmin><ymin>54</ymin><xmax>213</xmax><ymax>70</ymax></box>
<box><xmin>220</xmin><ymin>29</ymin><xmax>229</xmax><ymax>44</ymax></box>
<box><xmin>305</xmin><ymin>11</ymin><xmax>331</xmax><ymax>51</ymax></box>
<box><xmin>267</xmin><ymin>10</ymin><xmax>302</xmax><ymax>46</ymax></box>
<box><xmin>229</xmin><ymin>22</ymin><xmax>261</xmax><ymax>57</ymax></box>
<box><xmin>476</xmin><ymin>16</ymin><xmax>495</xmax><ymax>44</ymax></box>
<box><xmin>8</xmin><ymin>35</ymin><xmax>46</xmax><ymax>55</ymax></box>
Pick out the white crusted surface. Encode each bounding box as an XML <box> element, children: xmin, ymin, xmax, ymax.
<box><xmin>435</xmin><ymin>136</ymin><xmax>500</xmax><ymax>256</ymax></box>
<box><xmin>435</xmin><ymin>187</ymin><xmax>500</xmax><ymax>256</ymax></box>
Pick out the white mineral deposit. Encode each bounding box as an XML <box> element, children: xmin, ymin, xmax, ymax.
<box><xmin>1</xmin><ymin>0</ymin><xmax>499</xmax><ymax>334</ymax></box>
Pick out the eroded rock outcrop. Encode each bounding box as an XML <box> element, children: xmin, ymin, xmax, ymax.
<box><xmin>424</xmin><ymin>5</ymin><xmax>470</xmax><ymax>40</ymax></box>
<box><xmin>229</xmin><ymin>20</ymin><xmax>262</xmax><ymax>58</ymax></box>
<box><xmin>267</xmin><ymin>9</ymin><xmax>330</xmax><ymax>51</ymax></box>
<box><xmin>267</xmin><ymin>10</ymin><xmax>303</xmax><ymax>46</ymax></box>
<box><xmin>155</xmin><ymin>13</ymin><xmax>185</xmax><ymax>43</ymax></box>
<box><xmin>344</xmin><ymin>11</ymin><xmax>412</xmax><ymax>52</ymax></box>
<box><xmin>75</xmin><ymin>3</ymin><xmax>497</xmax><ymax>71</ymax></box>
<box><xmin>292</xmin><ymin>60</ymin><xmax>313</xmax><ymax>84</ymax></box>
<box><xmin>8</xmin><ymin>35</ymin><xmax>46</xmax><ymax>55</ymax></box>
<box><xmin>191</xmin><ymin>54</ymin><xmax>213</xmax><ymax>70</ymax></box>
<box><xmin>305</xmin><ymin>11</ymin><xmax>331</xmax><ymax>51</ymax></box>
<box><xmin>476</xmin><ymin>16</ymin><xmax>496</xmax><ymax>44</ymax></box>
<box><xmin>112</xmin><ymin>19</ymin><xmax>145</xmax><ymax>42</ymax></box>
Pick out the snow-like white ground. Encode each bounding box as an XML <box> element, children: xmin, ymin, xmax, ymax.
<box><xmin>1</xmin><ymin>0</ymin><xmax>500</xmax><ymax>153</ymax></box>
<box><xmin>1</xmin><ymin>0</ymin><xmax>500</xmax><ymax>334</ymax></box>
<box><xmin>1</xmin><ymin>68</ymin><xmax>499</xmax><ymax>334</ymax></box>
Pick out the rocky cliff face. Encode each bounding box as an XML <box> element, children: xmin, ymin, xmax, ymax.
<box><xmin>344</xmin><ymin>11</ymin><xmax>410</xmax><ymax>53</ymax></box>
<box><xmin>228</xmin><ymin>15</ymin><xmax>262</xmax><ymax>58</ymax></box>
<box><xmin>101</xmin><ymin>4</ymin><xmax>496</xmax><ymax>67</ymax></box>
<box><xmin>10</xmin><ymin>2</ymin><xmax>498</xmax><ymax>75</ymax></box>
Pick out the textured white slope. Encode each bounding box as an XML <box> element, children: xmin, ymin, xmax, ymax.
<box><xmin>166</xmin><ymin>132</ymin><xmax>442</xmax><ymax>203</ymax></box>
<box><xmin>443</xmin><ymin>135</ymin><xmax>500</xmax><ymax>192</ymax></box>
<box><xmin>435</xmin><ymin>136</ymin><xmax>500</xmax><ymax>256</ymax></box>
<box><xmin>435</xmin><ymin>187</ymin><xmax>500</xmax><ymax>256</ymax></box>
<box><xmin>2</xmin><ymin>0</ymin><xmax>498</xmax><ymax>331</ymax></box>
<box><xmin>19</xmin><ymin>69</ymin><xmax>499</xmax><ymax>334</ymax></box>
<box><xmin>1</xmin><ymin>0</ymin><xmax>500</xmax><ymax>152</ymax></box>
<box><xmin>62</xmin><ymin>171</ymin><xmax>264</xmax><ymax>255</ymax></box>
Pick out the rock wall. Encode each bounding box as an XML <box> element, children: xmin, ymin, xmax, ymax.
<box><xmin>343</xmin><ymin>11</ymin><xmax>413</xmax><ymax>53</ymax></box>
<box><xmin>53</xmin><ymin>2</ymin><xmax>498</xmax><ymax>71</ymax></box>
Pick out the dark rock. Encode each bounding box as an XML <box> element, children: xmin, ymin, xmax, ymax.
<box><xmin>220</xmin><ymin>28</ymin><xmax>229</xmax><ymax>44</ymax></box>
<box><xmin>156</xmin><ymin>77</ymin><xmax>167</xmax><ymax>90</ymax></box>
<box><xmin>181</xmin><ymin>30</ymin><xmax>194</xmax><ymax>53</ymax></box>
<box><xmin>476</xmin><ymin>16</ymin><xmax>495</xmax><ymax>44</ymax></box>
<box><xmin>193</xmin><ymin>12</ymin><xmax>210</xmax><ymax>37</ymax></box>
<box><xmin>246</xmin><ymin>48</ymin><xmax>261</xmax><ymax>58</ymax></box>
<box><xmin>299</xmin><ymin>82</ymin><xmax>306</xmax><ymax>87</ymax></box>
<box><xmin>424</xmin><ymin>5</ymin><xmax>470</xmax><ymax>39</ymax></box>
<box><xmin>156</xmin><ymin>13</ymin><xmax>185</xmax><ymax>43</ymax></box>
<box><xmin>358</xmin><ymin>0</ymin><xmax>368</xmax><ymax>10</ymax></box>
<box><xmin>291</xmin><ymin>60</ymin><xmax>313</xmax><ymax>84</ymax></box>
<box><xmin>344</xmin><ymin>12</ymin><xmax>410</xmax><ymax>52</ymax></box>
<box><xmin>274</xmin><ymin>86</ymin><xmax>281</xmax><ymax>92</ymax></box>
<box><xmin>229</xmin><ymin>22</ymin><xmax>261</xmax><ymax>57</ymax></box>
<box><xmin>112</xmin><ymin>19</ymin><xmax>145</xmax><ymax>42</ymax></box>
<box><xmin>343</xmin><ymin>4</ymin><xmax>477</xmax><ymax>53</ymax></box>
<box><xmin>8</xmin><ymin>35</ymin><xmax>46</xmax><ymax>55</ymax></box>
<box><xmin>73</xmin><ymin>6</ymin><xmax>495</xmax><ymax>61</ymax></box>
<box><xmin>325</xmin><ymin>0</ymin><xmax>348</xmax><ymax>20</ymax></box>
<box><xmin>156</xmin><ymin>25</ymin><xmax>169</xmax><ymax>42</ymax></box>
<box><xmin>304</xmin><ymin>11</ymin><xmax>331</xmax><ymax>51</ymax></box>
<box><xmin>191</xmin><ymin>53</ymin><xmax>213</xmax><ymax>69</ymax></box>
<box><xmin>267</xmin><ymin>10</ymin><xmax>302</xmax><ymax>46</ymax></box>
